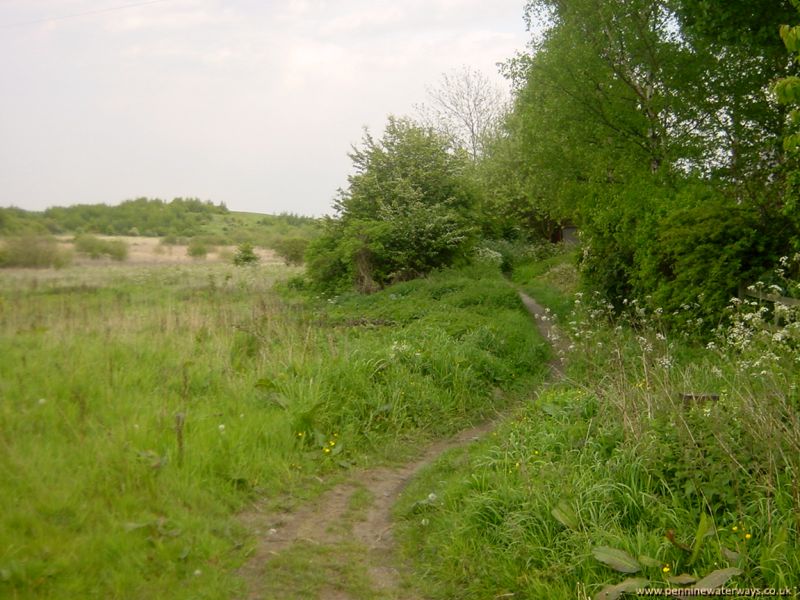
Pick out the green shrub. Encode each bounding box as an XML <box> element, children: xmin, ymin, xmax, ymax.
<box><xmin>73</xmin><ymin>234</ymin><xmax>128</xmax><ymax>261</ymax></box>
<box><xmin>306</xmin><ymin>117</ymin><xmax>477</xmax><ymax>293</ymax></box>
<box><xmin>634</xmin><ymin>198</ymin><xmax>797</xmax><ymax>332</ymax></box>
<box><xmin>187</xmin><ymin>239</ymin><xmax>210</xmax><ymax>259</ymax></box>
<box><xmin>0</xmin><ymin>235</ymin><xmax>72</xmax><ymax>268</ymax></box>
<box><xmin>233</xmin><ymin>242</ymin><xmax>259</xmax><ymax>266</ymax></box>
<box><xmin>271</xmin><ymin>237</ymin><xmax>309</xmax><ymax>266</ymax></box>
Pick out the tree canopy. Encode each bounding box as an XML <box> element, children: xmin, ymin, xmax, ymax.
<box><xmin>307</xmin><ymin>117</ymin><xmax>477</xmax><ymax>292</ymax></box>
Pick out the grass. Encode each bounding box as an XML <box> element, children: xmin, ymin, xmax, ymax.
<box><xmin>0</xmin><ymin>261</ymin><xmax>548</xmax><ymax>599</ymax></box>
<box><xmin>511</xmin><ymin>249</ymin><xmax>579</xmax><ymax>319</ymax></box>
<box><xmin>396</xmin><ymin>256</ymin><xmax>800</xmax><ymax>599</ymax></box>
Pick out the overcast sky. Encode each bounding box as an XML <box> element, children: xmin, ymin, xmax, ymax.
<box><xmin>0</xmin><ymin>0</ymin><xmax>529</xmax><ymax>216</ymax></box>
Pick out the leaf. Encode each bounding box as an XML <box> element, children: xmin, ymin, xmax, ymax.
<box><xmin>551</xmin><ymin>500</ymin><xmax>579</xmax><ymax>530</ymax></box>
<box><xmin>254</xmin><ymin>377</ymin><xmax>278</xmax><ymax>392</ymax></box>
<box><xmin>781</xmin><ymin>24</ymin><xmax>800</xmax><ymax>52</ymax></box>
<box><xmin>592</xmin><ymin>547</ymin><xmax>642</xmax><ymax>574</ymax></box>
<box><xmin>637</xmin><ymin>555</ymin><xmax>661</xmax><ymax>568</ymax></box>
<box><xmin>721</xmin><ymin>546</ymin><xmax>740</xmax><ymax>563</ymax></box>
<box><xmin>774</xmin><ymin>77</ymin><xmax>800</xmax><ymax>105</ymax></box>
<box><xmin>593</xmin><ymin>578</ymin><xmax>649</xmax><ymax>600</ymax></box>
<box><xmin>668</xmin><ymin>574</ymin><xmax>697</xmax><ymax>585</ymax></box>
<box><xmin>692</xmin><ymin>567</ymin><xmax>742</xmax><ymax>589</ymax></box>
<box><xmin>689</xmin><ymin>512</ymin><xmax>711</xmax><ymax>565</ymax></box>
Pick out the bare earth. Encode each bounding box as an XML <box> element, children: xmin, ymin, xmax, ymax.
<box><xmin>55</xmin><ymin>235</ymin><xmax>282</xmax><ymax>265</ymax></box>
<box><xmin>237</xmin><ymin>291</ymin><xmax>562</xmax><ymax>600</ymax></box>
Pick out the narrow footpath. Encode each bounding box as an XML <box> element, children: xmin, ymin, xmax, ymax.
<box><xmin>237</xmin><ymin>291</ymin><xmax>561</xmax><ymax>600</ymax></box>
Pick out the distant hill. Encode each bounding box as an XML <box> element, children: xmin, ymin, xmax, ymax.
<box><xmin>0</xmin><ymin>198</ymin><xmax>319</xmax><ymax>246</ymax></box>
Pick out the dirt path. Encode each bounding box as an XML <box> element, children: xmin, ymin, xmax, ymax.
<box><xmin>237</xmin><ymin>291</ymin><xmax>560</xmax><ymax>600</ymax></box>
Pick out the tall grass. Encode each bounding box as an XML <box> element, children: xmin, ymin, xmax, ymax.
<box><xmin>397</xmin><ymin>256</ymin><xmax>800</xmax><ymax>598</ymax></box>
<box><xmin>0</xmin><ymin>262</ymin><xmax>547</xmax><ymax>598</ymax></box>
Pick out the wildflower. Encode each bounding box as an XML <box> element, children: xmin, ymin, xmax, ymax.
<box><xmin>745</xmin><ymin>533</ymin><xmax>752</xmax><ymax>540</ymax></box>
<box><xmin>421</xmin><ymin>518</ymin><xmax>429</xmax><ymax>526</ymax></box>
<box><xmin>428</xmin><ymin>493</ymin><xmax>437</xmax><ymax>502</ymax></box>
<box><xmin>218</xmin><ymin>424</ymin><xmax>226</xmax><ymax>433</ymax></box>
<box><xmin>323</xmin><ymin>447</ymin><xmax>331</xmax><ymax>454</ymax></box>
<box><xmin>297</xmin><ymin>432</ymin><xmax>304</xmax><ymax>437</ymax></box>
<box><xmin>329</xmin><ymin>440</ymin><xmax>336</xmax><ymax>446</ymax></box>
<box><xmin>732</xmin><ymin>526</ymin><xmax>738</xmax><ymax>532</ymax></box>
<box><xmin>662</xmin><ymin>565</ymin><xmax>670</xmax><ymax>574</ymax></box>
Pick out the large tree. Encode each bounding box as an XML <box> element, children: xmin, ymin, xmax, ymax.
<box><xmin>492</xmin><ymin>0</ymin><xmax>799</xmax><ymax>323</ymax></box>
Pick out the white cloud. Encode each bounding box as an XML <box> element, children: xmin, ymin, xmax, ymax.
<box><xmin>0</xmin><ymin>0</ymin><xmax>528</xmax><ymax>215</ymax></box>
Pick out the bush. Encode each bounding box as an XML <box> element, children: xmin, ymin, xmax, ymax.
<box><xmin>0</xmin><ymin>235</ymin><xmax>72</xmax><ymax>268</ymax></box>
<box><xmin>233</xmin><ymin>243</ymin><xmax>259</xmax><ymax>266</ymax></box>
<box><xmin>306</xmin><ymin>117</ymin><xmax>477</xmax><ymax>293</ymax></box>
<box><xmin>271</xmin><ymin>237</ymin><xmax>309</xmax><ymax>266</ymax></box>
<box><xmin>634</xmin><ymin>198</ymin><xmax>797</xmax><ymax>332</ymax></box>
<box><xmin>187</xmin><ymin>239</ymin><xmax>210</xmax><ymax>259</ymax></box>
<box><xmin>73</xmin><ymin>234</ymin><xmax>128</xmax><ymax>261</ymax></box>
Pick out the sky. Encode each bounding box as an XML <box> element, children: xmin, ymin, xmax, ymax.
<box><xmin>0</xmin><ymin>0</ymin><xmax>530</xmax><ymax>216</ymax></box>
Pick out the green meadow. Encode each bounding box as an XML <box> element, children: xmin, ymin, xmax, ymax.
<box><xmin>0</xmin><ymin>260</ymin><xmax>547</xmax><ymax>599</ymax></box>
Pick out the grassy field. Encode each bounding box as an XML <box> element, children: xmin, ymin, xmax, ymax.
<box><xmin>0</xmin><ymin>260</ymin><xmax>548</xmax><ymax>599</ymax></box>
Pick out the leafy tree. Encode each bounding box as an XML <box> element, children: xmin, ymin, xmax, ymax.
<box><xmin>307</xmin><ymin>117</ymin><xmax>477</xmax><ymax>292</ymax></box>
<box><xmin>498</xmin><ymin>0</ymin><xmax>799</xmax><ymax>327</ymax></box>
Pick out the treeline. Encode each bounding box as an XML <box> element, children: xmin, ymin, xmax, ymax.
<box><xmin>0</xmin><ymin>198</ymin><xmax>320</xmax><ymax>259</ymax></box>
<box><xmin>489</xmin><ymin>0</ymin><xmax>800</xmax><ymax>329</ymax></box>
<box><xmin>309</xmin><ymin>0</ymin><xmax>800</xmax><ymax>331</ymax></box>
<box><xmin>0</xmin><ymin>197</ymin><xmax>228</xmax><ymax>237</ymax></box>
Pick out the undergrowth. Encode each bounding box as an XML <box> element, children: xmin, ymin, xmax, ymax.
<box><xmin>397</xmin><ymin>254</ymin><xmax>800</xmax><ymax>599</ymax></box>
<box><xmin>0</xmin><ymin>262</ymin><xmax>547</xmax><ymax>599</ymax></box>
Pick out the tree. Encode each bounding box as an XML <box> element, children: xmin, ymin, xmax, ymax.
<box><xmin>416</xmin><ymin>67</ymin><xmax>507</xmax><ymax>160</ymax></box>
<box><xmin>307</xmin><ymin>117</ymin><xmax>477</xmax><ymax>292</ymax></box>
<box><xmin>496</xmin><ymin>0</ymin><xmax>798</xmax><ymax>324</ymax></box>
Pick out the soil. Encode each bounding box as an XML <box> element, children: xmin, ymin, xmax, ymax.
<box><xmin>55</xmin><ymin>235</ymin><xmax>281</xmax><ymax>265</ymax></box>
<box><xmin>237</xmin><ymin>291</ymin><xmax>561</xmax><ymax>600</ymax></box>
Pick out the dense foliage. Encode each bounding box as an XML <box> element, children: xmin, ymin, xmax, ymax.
<box><xmin>307</xmin><ymin>117</ymin><xmax>478</xmax><ymax>292</ymax></box>
<box><xmin>470</xmin><ymin>0</ymin><xmax>800</xmax><ymax>328</ymax></box>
